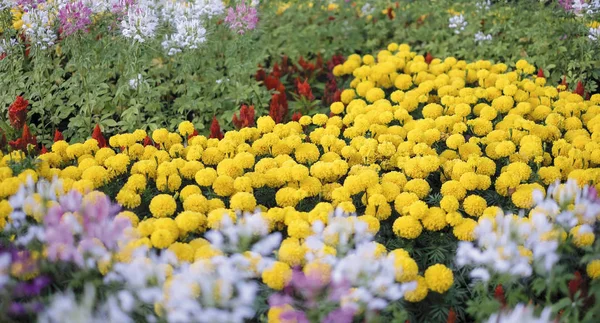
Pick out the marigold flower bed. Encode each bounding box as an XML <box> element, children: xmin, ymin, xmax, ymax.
<box><xmin>1</xmin><ymin>42</ymin><xmax>600</xmax><ymax>322</ymax></box>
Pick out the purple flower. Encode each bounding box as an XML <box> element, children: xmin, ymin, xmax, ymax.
<box><xmin>268</xmin><ymin>292</ymin><xmax>294</xmax><ymax>307</ymax></box>
<box><xmin>280</xmin><ymin>309</ymin><xmax>309</xmax><ymax>323</ymax></box>
<box><xmin>58</xmin><ymin>1</ymin><xmax>93</xmax><ymax>36</ymax></box>
<box><xmin>16</xmin><ymin>0</ymin><xmax>44</xmax><ymax>9</ymax></box>
<box><xmin>14</xmin><ymin>276</ymin><xmax>51</xmax><ymax>297</ymax></box>
<box><xmin>224</xmin><ymin>2</ymin><xmax>259</xmax><ymax>34</ymax></box>
<box><xmin>323</xmin><ymin>307</ymin><xmax>356</xmax><ymax>323</ymax></box>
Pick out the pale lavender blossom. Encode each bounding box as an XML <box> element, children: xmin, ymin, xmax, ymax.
<box><xmin>224</xmin><ymin>2</ymin><xmax>258</xmax><ymax>34</ymax></box>
<box><xmin>58</xmin><ymin>1</ymin><xmax>93</xmax><ymax>36</ymax></box>
<box><xmin>43</xmin><ymin>190</ymin><xmax>131</xmax><ymax>268</ymax></box>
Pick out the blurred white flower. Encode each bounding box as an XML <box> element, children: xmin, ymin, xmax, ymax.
<box><xmin>449</xmin><ymin>14</ymin><xmax>467</xmax><ymax>34</ymax></box>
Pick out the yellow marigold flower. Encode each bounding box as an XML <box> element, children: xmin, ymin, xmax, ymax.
<box><xmin>393</xmin><ymin>216</ymin><xmax>422</xmax><ymax>239</ymax></box>
<box><xmin>404</xmin><ymin>179</ymin><xmax>430</xmax><ymax>199</ymax></box>
<box><xmin>116</xmin><ymin>189</ymin><xmax>141</xmax><ymax>209</ymax></box>
<box><xmin>229</xmin><ymin>192</ymin><xmax>257</xmax><ymax>212</ymax></box>
<box><xmin>149</xmin><ymin>194</ymin><xmax>177</xmax><ymax>218</ymax></box>
<box><xmin>463</xmin><ymin>195</ymin><xmax>487</xmax><ymax>217</ymax></box>
<box><xmin>404</xmin><ymin>276</ymin><xmax>428</xmax><ymax>302</ymax></box>
<box><xmin>422</xmin><ymin>207</ymin><xmax>447</xmax><ymax>231</ymax></box>
<box><xmin>150</xmin><ymin>229</ymin><xmax>175</xmax><ymax>249</ymax></box>
<box><xmin>295</xmin><ymin>143</ymin><xmax>320</xmax><ymax>164</ymax></box>
<box><xmin>389</xmin><ymin>250</ymin><xmax>419</xmax><ymax>282</ymax></box>
<box><xmin>570</xmin><ymin>225</ymin><xmax>595</xmax><ymax>247</ymax></box>
<box><xmin>408</xmin><ymin>200</ymin><xmax>428</xmax><ymax>219</ymax></box>
<box><xmin>278</xmin><ymin>238</ymin><xmax>306</xmax><ymax>267</ymax></box>
<box><xmin>424</xmin><ymin>264</ymin><xmax>454</xmax><ymax>293</ymax></box>
<box><xmin>441</xmin><ymin>180</ymin><xmax>466</xmax><ymax>201</ymax></box>
<box><xmin>175</xmin><ymin>211</ymin><xmax>205</xmax><ymax>234</ymax></box>
<box><xmin>178</xmin><ymin>121</ymin><xmax>195</xmax><ymax>137</ymax></box>
<box><xmin>262</xmin><ymin>261</ymin><xmax>292</xmax><ymax>290</ymax></box>
<box><xmin>212</xmin><ymin>175</ymin><xmax>235</xmax><ymax>196</ymax></box>
<box><xmin>168</xmin><ymin>242</ymin><xmax>194</xmax><ymax>263</ymax></box>
<box><xmin>207</xmin><ymin>208</ymin><xmax>236</xmax><ymax>229</ymax></box>
<box><xmin>587</xmin><ymin>260</ymin><xmax>600</xmax><ymax>279</ymax></box>
<box><xmin>453</xmin><ymin>218</ymin><xmax>477</xmax><ymax>241</ymax></box>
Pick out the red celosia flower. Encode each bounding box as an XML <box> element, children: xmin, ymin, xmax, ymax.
<box><xmin>568</xmin><ymin>271</ymin><xmax>583</xmax><ymax>299</ymax></box>
<box><xmin>298</xmin><ymin>56</ymin><xmax>315</xmax><ymax>73</ymax></box>
<box><xmin>297</xmin><ymin>79</ymin><xmax>314</xmax><ymax>101</ymax></box>
<box><xmin>0</xmin><ymin>130</ymin><xmax>7</xmax><ymax>151</ymax></box>
<box><xmin>574</xmin><ymin>81</ymin><xmax>585</xmax><ymax>96</ymax></box>
<box><xmin>8</xmin><ymin>96</ymin><xmax>29</xmax><ymax>130</ymax></box>
<box><xmin>233</xmin><ymin>104</ymin><xmax>256</xmax><ymax>129</ymax></box>
<box><xmin>255</xmin><ymin>65</ymin><xmax>266</xmax><ymax>82</ymax></box>
<box><xmin>537</xmin><ymin>68</ymin><xmax>545</xmax><ymax>78</ymax></box>
<box><xmin>0</xmin><ymin>53</ymin><xmax>6</xmax><ymax>60</ymax></box>
<box><xmin>209</xmin><ymin>117</ymin><xmax>224</xmax><ymax>140</ymax></box>
<box><xmin>40</xmin><ymin>145</ymin><xmax>48</xmax><ymax>154</ymax></box>
<box><xmin>291</xmin><ymin>112</ymin><xmax>302</xmax><ymax>122</ymax></box>
<box><xmin>272</xmin><ymin>62</ymin><xmax>282</xmax><ymax>79</ymax></box>
<box><xmin>143</xmin><ymin>136</ymin><xmax>154</xmax><ymax>147</ymax></box>
<box><xmin>9</xmin><ymin>124</ymin><xmax>37</xmax><ymax>152</ymax></box>
<box><xmin>264</xmin><ymin>75</ymin><xmax>282</xmax><ymax>91</ymax></box>
<box><xmin>92</xmin><ymin>124</ymin><xmax>107</xmax><ymax>148</ymax></box>
<box><xmin>494</xmin><ymin>284</ymin><xmax>506</xmax><ymax>306</ymax></box>
<box><xmin>269</xmin><ymin>94</ymin><xmax>288</xmax><ymax>124</ymax></box>
<box><xmin>53</xmin><ymin>130</ymin><xmax>64</xmax><ymax>142</ymax></box>
<box><xmin>446</xmin><ymin>308</ymin><xmax>457</xmax><ymax>323</ymax></box>
<box><xmin>425</xmin><ymin>52</ymin><xmax>433</xmax><ymax>64</ymax></box>
<box><xmin>387</xmin><ymin>7</ymin><xmax>394</xmax><ymax>20</ymax></box>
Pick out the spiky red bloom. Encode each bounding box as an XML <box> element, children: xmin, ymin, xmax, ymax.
<box><xmin>537</xmin><ymin>68</ymin><xmax>545</xmax><ymax>78</ymax></box>
<box><xmin>233</xmin><ymin>104</ymin><xmax>256</xmax><ymax>129</ymax></box>
<box><xmin>425</xmin><ymin>52</ymin><xmax>433</xmax><ymax>64</ymax></box>
<box><xmin>574</xmin><ymin>81</ymin><xmax>585</xmax><ymax>96</ymax></box>
<box><xmin>9</xmin><ymin>124</ymin><xmax>37</xmax><ymax>152</ymax></box>
<box><xmin>291</xmin><ymin>112</ymin><xmax>302</xmax><ymax>122</ymax></box>
<box><xmin>297</xmin><ymin>79</ymin><xmax>314</xmax><ymax>101</ymax></box>
<box><xmin>269</xmin><ymin>93</ymin><xmax>288</xmax><ymax>124</ymax></box>
<box><xmin>92</xmin><ymin>124</ymin><xmax>107</xmax><ymax>148</ymax></box>
<box><xmin>40</xmin><ymin>145</ymin><xmax>48</xmax><ymax>154</ymax></box>
<box><xmin>209</xmin><ymin>117</ymin><xmax>223</xmax><ymax>140</ymax></box>
<box><xmin>568</xmin><ymin>271</ymin><xmax>583</xmax><ymax>299</ymax></box>
<box><xmin>8</xmin><ymin>96</ymin><xmax>29</xmax><ymax>130</ymax></box>
<box><xmin>446</xmin><ymin>308</ymin><xmax>457</xmax><ymax>323</ymax></box>
<box><xmin>255</xmin><ymin>65</ymin><xmax>266</xmax><ymax>82</ymax></box>
<box><xmin>494</xmin><ymin>284</ymin><xmax>506</xmax><ymax>306</ymax></box>
<box><xmin>53</xmin><ymin>130</ymin><xmax>64</xmax><ymax>142</ymax></box>
<box><xmin>298</xmin><ymin>56</ymin><xmax>315</xmax><ymax>73</ymax></box>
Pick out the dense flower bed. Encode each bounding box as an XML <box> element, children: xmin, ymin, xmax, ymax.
<box><xmin>1</xmin><ymin>41</ymin><xmax>600</xmax><ymax>322</ymax></box>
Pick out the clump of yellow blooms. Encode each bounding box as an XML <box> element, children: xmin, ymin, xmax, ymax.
<box><xmin>3</xmin><ymin>43</ymin><xmax>600</xmax><ymax>306</ymax></box>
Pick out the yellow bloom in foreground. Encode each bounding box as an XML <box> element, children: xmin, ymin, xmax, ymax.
<box><xmin>262</xmin><ymin>261</ymin><xmax>292</xmax><ymax>290</ymax></box>
<box><xmin>587</xmin><ymin>260</ymin><xmax>600</xmax><ymax>279</ymax></box>
<box><xmin>149</xmin><ymin>194</ymin><xmax>177</xmax><ymax>218</ymax></box>
<box><xmin>424</xmin><ymin>264</ymin><xmax>454</xmax><ymax>293</ymax></box>
<box><xmin>404</xmin><ymin>275</ymin><xmax>428</xmax><ymax>302</ymax></box>
<box><xmin>392</xmin><ymin>216</ymin><xmax>422</xmax><ymax>239</ymax></box>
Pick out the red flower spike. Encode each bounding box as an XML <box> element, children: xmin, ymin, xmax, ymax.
<box><xmin>269</xmin><ymin>94</ymin><xmax>287</xmax><ymax>124</ymax></box>
<box><xmin>9</xmin><ymin>124</ymin><xmax>37</xmax><ymax>152</ymax></box>
<box><xmin>425</xmin><ymin>52</ymin><xmax>433</xmax><ymax>64</ymax></box>
<box><xmin>446</xmin><ymin>308</ymin><xmax>457</xmax><ymax>323</ymax></box>
<box><xmin>264</xmin><ymin>75</ymin><xmax>282</xmax><ymax>91</ymax></box>
<box><xmin>297</xmin><ymin>79</ymin><xmax>314</xmax><ymax>101</ymax></box>
<box><xmin>53</xmin><ymin>130</ymin><xmax>64</xmax><ymax>142</ymax></box>
<box><xmin>92</xmin><ymin>124</ymin><xmax>107</xmax><ymax>148</ymax></box>
<box><xmin>8</xmin><ymin>96</ymin><xmax>29</xmax><ymax>130</ymax></box>
<box><xmin>40</xmin><ymin>145</ymin><xmax>48</xmax><ymax>154</ymax></box>
<box><xmin>574</xmin><ymin>81</ymin><xmax>585</xmax><ymax>96</ymax></box>
<box><xmin>537</xmin><ymin>68</ymin><xmax>545</xmax><ymax>78</ymax></box>
<box><xmin>568</xmin><ymin>271</ymin><xmax>583</xmax><ymax>299</ymax></box>
<box><xmin>292</xmin><ymin>112</ymin><xmax>302</xmax><ymax>122</ymax></box>
<box><xmin>209</xmin><ymin>117</ymin><xmax>223</xmax><ymax>140</ymax></box>
<box><xmin>494</xmin><ymin>284</ymin><xmax>506</xmax><ymax>306</ymax></box>
<box><xmin>143</xmin><ymin>136</ymin><xmax>153</xmax><ymax>147</ymax></box>
<box><xmin>272</xmin><ymin>62</ymin><xmax>281</xmax><ymax>79</ymax></box>
<box><xmin>387</xmin><ymin>7</ymin><xmax>394</xmax><ymax>20</ymax></box>
<box><xmin>0</xmin><ymin>130</ymin><xmax>7</xmax><ymax>151</ymax></box>
<box><xmin>255</xmin><ymin>65</ymin><xmax>266</xmax><ymax>82</ymax></box>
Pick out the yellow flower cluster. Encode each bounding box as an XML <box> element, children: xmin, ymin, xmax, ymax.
<box><xmin>2</xmin><ymin>43</ymin><xmax>600</xmax><ymax>298</ymax></box>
